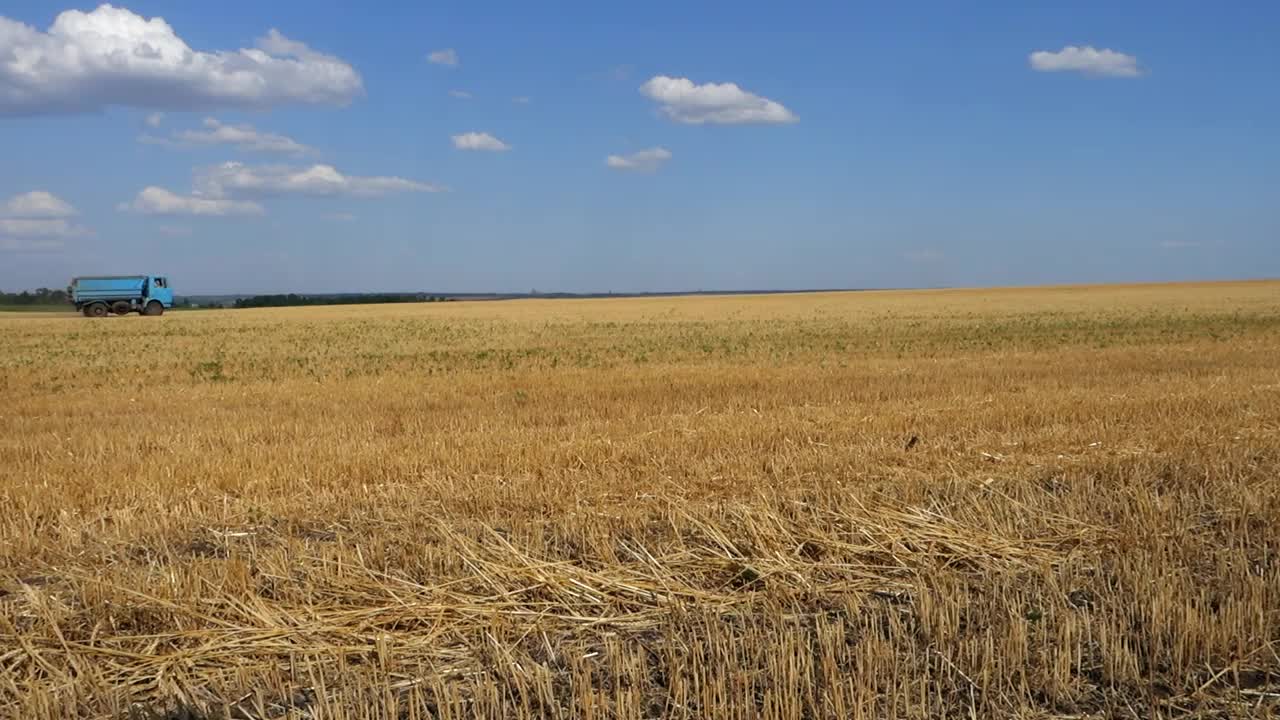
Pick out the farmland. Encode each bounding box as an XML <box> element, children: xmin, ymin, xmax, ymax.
<box><xmin>1</xmin><ymin>281</ymin><xmax>1278</xmax><ymax>719</ymax></box>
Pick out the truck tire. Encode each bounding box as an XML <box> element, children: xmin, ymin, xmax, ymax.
<box><xmin>111</xmin><ymin>301</ymin><xmax>131</xmax><ymax>316</ymax></box>
<box><xmin>144</xmin><ymin>301</ymin><xmax>164</xmax><ymax>316</ymax></box>
<box><xmin>86</xmin><ymin>303</ymin><xmax>108</xmax><ymax>318</ymax></box>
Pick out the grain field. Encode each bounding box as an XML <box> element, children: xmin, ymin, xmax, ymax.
<box><xmin>2</xmin><ymin>281</ymin><xmax>1278</xmax><ymax>719</ymax></box>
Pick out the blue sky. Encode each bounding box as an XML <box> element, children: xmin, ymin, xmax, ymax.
<box><xmin>1</xmin><ymin>1</ymin><xmax>1276</xmax><ymax>294</ymax></box>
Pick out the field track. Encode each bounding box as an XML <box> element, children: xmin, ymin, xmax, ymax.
<box><xmin>2</xmin><ymin>280</ymin><xmax>1279</xmax><ymax>718</ymax></box>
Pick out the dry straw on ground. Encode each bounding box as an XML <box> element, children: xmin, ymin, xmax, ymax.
<box><xmin>1</xmin><ymin>281</ymin><xmax>1278</xmax><ymax>718</ymax></box>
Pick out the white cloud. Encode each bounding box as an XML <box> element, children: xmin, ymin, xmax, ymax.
<box><xmin>121</xmin><ymin>162</ymin><xmax>443</xmax><ymax>217</ymax></box>
<box><xmin>606</xmin><ymin>147</ymin><xmax>672</xmax><ymax>172</ymax></box>
<box><xmin>0</xmin><ymin>191</ymin><xmax>90</xmax><ymax>251</ymax></box>
<box><xmin>1029</xmin><ymin>46</ymin><xmax>1141</xmax><ymax>78</ymax></box>
<box><xmin>145</xmin><ymin>112</ymin><xmax>165</xmax><ymax>128</ymax></box>
<box><xmin>120</xmin><ymin>187</ymin><xmax>264</xmax><ymax>216</ymax></box>
<box><xmin>0</xmin><ymin>6</ymin><xmax>363</xmax><ymax>115</ymax></box>
<box><xmin>449</xmin><ymin>89</ymin><xmax>473</xmax><ymax>100</ymax></box>
<box><xmin>195</xmin><ymin>162</ymin><xmax>447</xmax><ymax>197</ymax></box>
<box><xmin>512</xmin><ymin>96</ymin><xmax>531</xmax><ymax>105</ymax></box>
<box><xmin>161</xmin><ymin>117</ymin><xmax>313</xmax><ymax>154</ymax></box>
<box><xmin>2</xmin><ymin>191</ymin><xmax>77</xmax><ymax>218</ymax></box>
<box><xmin>427</xmin><ymin>48</ymin><xmax>459</xmax><ymax>67</ymax></box>
<box><xmin>639</xmin><ymin>75</ymin><xmax>797</xmax><ymax>125</ymax></box>
<box><xmin>451</xmin><ymin>132</ymin><xmax>511</xmax><ymax>152</ymax></box>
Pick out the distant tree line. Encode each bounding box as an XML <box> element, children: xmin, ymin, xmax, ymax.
<box><xmin>233</xmin><ymin>293</ymin><xmax>452</xmax><ymax>309</ymax></box>
<box><xmin>0</xmin><ymin>288</ymin><xmax>69</xmax><ymax>306</ymax></box>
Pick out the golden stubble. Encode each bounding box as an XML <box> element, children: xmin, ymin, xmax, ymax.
<box><xmin>1</xmin><ymin>280</ymin><xmax>1278</xmax><ymax>718</ymax></box>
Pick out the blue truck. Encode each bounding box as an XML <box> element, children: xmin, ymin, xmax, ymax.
<box><xmin>70</xmin><ymin>275</ymin><xmax>174</xmax><ymax>317</ymax></box>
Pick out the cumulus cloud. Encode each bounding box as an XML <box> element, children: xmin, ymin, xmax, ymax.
<box><xmin>3</xmin><ymin>190</ymin><xmax>77</xmax><ymax>218</ymax></box>
<box><xmin>122</xmin><ymin>162</ymin><xmax>443</xmax><ymax>216</ymax></box>
<box><xmin>451</xmin><ymin>132</ymin><xmax>511</xmax><ymax>152</ymax></box>
<box><xmin>1</xmin><ymin>191</ymin><xmax>91</xmax><ymax>250</ymax></box>
<box><xmin>427</xmin><ymin>48</ymin><xmax>459</xmax><ymax>67</ymax></box>
<box><xmin>606</xmin><ymin>147</ymin><xmax>672</xmax><ymax>172</ymax></box>
<box><xmin>120</xmin><ymin>187</ymin><xmax>265</xmax><ymax>216</ymax></box>
<box><xmin>640</xmin><ymin>75</ymin><xmax>797</xmax><ymax>125</ymax></box>
<box><xmin>449</xmin><ymin>89</ymin><xmax>473</xmax><ymax>100</ymax></box>
<box><xmin>1029</xmin><ymin>46</ymin><xmax>1141</xmax><ymax>77</ymax></box>
<box><xmin>149</xmin><ymin>117</ymin><xmax>313</xmax><ymax>154</ymax></box>
<box><xmin>0</xmin><ymin>5</ymin><xmax>363</xmax><ymax>115</ymax></box>
<box><xmin>145</xmin><ymin>112</ymin><xmax>164</xmax><ymax>128</ymax></box>
<box><xmin>195</xmin><ymin>162</ymin><xmax>447</xmax><ymax>197</ymax></box>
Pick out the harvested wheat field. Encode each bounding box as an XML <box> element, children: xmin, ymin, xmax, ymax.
<box><xmin>1</xmin><ymin>281</ymin><xmax>1278</xmax><ymax>719</ymax></box>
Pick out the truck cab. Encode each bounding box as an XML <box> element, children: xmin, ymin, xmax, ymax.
<box><xmin>145</xmin><ymin>276</ymin><xmax>174</xmax><ymax>308</ymax></box>
<box><xmin>71</xmin><ymin>275</ymin><xmax>174</xmax><ymax>317</ymax></box>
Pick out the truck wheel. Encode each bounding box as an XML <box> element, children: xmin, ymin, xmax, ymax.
<box><xmin>87</xmin><ymin>303</ymin><xmax>108</xmax><ymax>318</ymax></box>
<box><xmin>111</xmin><ymin>301</ymin><xmax>131</xmax><ymax>316</ymax></box>
<box><xmin>144</xmin><ymin>301</ymin><xmax>164</xmax><ymax>316</ymax></box>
